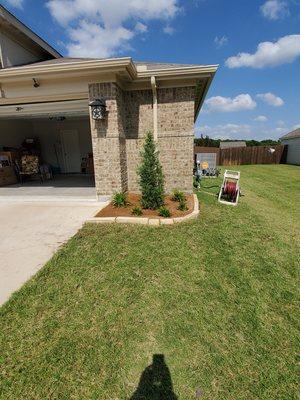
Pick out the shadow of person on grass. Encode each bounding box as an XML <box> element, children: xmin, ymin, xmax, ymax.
<box><xmin>130</xmin><ymin>354</ymin><xmax>178</xmax><ymax>399</ymax></box>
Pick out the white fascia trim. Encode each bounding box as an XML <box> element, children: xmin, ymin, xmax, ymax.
<box><xmin>137</xmin><ymin>65</ymin><xmax>219</xmax><ymax>78</ymax></box>
<box><xmin>0</xmin><ymin>61</ymin><xmax>218</xmax><ymax>81</ymax></box>
<box><xmin>0</xmin><ymin>99</ymin><xmax>89</xmax><ymax>118</ymax></box>
<box><xmin>0</xmin><ymin>57</ymin><xmax>137</xmax><ymax>79</ymax></box>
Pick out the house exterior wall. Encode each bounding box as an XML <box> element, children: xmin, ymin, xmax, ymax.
<box><xmin>89</xmin><ymin>82</ymin><xmax>195</xmax><ymax>196</ymax></box>
<box><xmin>0</xmin><ymin>31</ymin><xmax>41</xmax><ymax>68</ymax></box>
<box><xmin>281</xmin><ymin>138</ymin><xmax>300</xmax><ymax>165</ymax></box>
<box><xmin>157</xmin><ymin>87</ymin><xmax>195</xmax><ymax>193</ymax></box>
<box><xmin>89</xmin><ymin>82</ymin><xmax>128</xmax><ymax>195</ymax></box>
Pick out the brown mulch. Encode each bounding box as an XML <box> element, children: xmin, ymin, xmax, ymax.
<box><xmin>95</xmin><ymin>193</ymin><xmax>194</xmax><ymax>218</ymax></box>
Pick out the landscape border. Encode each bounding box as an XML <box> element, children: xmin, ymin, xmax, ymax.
<box><xmin>86</xmin><ymin>194</ymin><xmax>199</xmax><ymax>226</ymax></box>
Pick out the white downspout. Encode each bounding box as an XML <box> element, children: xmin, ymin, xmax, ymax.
<box><xmin>151</xmin><ymin>76</ymin><xmax>158</xmax><ymax>141</ymax></box>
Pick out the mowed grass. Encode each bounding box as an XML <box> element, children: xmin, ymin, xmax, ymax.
<box><xmin>0</xmin><ymin>165</ymin><xmax>299</xmax><ymax>399</ymax></box>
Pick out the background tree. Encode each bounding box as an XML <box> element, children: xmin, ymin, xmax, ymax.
<box><xmin>138</xmin><ymin>132</ymin><xmax>164</xmax><ymax>209</ymax></box>
<box><xmin>194</xmin><ymin>135</ymin><xmax>220</xmax><ymax>147</ymax></box>
<box><xmin>194</xmin><ymin>135</ymin><xmax>280</xmax><ymax>147</ymax></box>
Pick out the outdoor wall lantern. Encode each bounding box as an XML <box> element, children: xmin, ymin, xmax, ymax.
<box><xmin>89</xmin><ymin>98</ymin><xmax>107</xmax><ymax>120</ymax></box>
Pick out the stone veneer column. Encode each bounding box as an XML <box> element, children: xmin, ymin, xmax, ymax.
<box><xmin>89</xmin><ymin>82</ymin><xmax>128</xmax><ymax>196</ymax></box>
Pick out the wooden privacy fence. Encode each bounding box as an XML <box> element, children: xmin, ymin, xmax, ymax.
<box><xmin>194</xmin><ymin>145</ymin><xmax>286</xmax><ymax>166</ymax></box>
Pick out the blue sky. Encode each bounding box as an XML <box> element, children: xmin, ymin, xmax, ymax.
<box><xmin>2</xmin><ymin>0</ymin><xmax>300</xmax><ymax>140</ymax></box>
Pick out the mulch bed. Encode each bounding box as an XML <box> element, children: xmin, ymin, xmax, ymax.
<box><xmin>95</xmin><ymin>193</ymin><xmax>194</xmax><ymax>218</ymax></box>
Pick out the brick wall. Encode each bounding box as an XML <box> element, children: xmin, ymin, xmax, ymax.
<box><xmin>89</xmin><ymin>82</ymin><xmax>128</xmax><ymax>195</ymax></box>
<box><xmin>124</xmin><ymin>87</ymin><xmax>195</xmax><ymax>193</ymax></box>
<box><xmin>89</xmin><ymin>82</ymin><xmax>195</xmax><ymax>196</ymax></box>
<box><xmin>157</xmin><ymin>87</ymin><xmax>195</xmax><ymax>193</ymax></box>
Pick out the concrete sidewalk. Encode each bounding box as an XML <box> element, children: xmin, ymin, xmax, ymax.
<box><xmin>0</xmin><ymin>201</ymin><xmax>102</xmax><ymax>305</ymax></box>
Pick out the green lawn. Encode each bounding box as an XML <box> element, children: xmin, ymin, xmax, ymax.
<box><xmin>0</xmin><ymin>165</ymin><xmax>299</xmax><ymax>399</ymax></box>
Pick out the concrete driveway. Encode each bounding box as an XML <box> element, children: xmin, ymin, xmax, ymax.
<box><xmin>0</xmin><ymin>201</ymin><xmax>102</xmax><ymax>305</ymax></box>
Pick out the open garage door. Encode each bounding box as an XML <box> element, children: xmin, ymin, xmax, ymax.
<box><xmin>0</xmin><ymin>99</ymin><xmax>96</xmax><ymax>201</ymax></box>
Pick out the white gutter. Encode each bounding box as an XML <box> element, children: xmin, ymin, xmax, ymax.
<box><xmin>151</xmin><ymin>76</ymin><xmax>158</xmax><ymax>141</ymax></box>
<box><xmin>139</xmin><ymin>65</ymin><xmax>218</xmax><ymax>78</ymax></box>
<box><xmin>0</xmin><ymin>57</ymin><xmax>137</xmax><ymax>80</ymax></box>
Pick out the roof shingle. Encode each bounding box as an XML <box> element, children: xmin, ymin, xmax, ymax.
<box><xmin>280</xmin><ymin>128</ymin><xmax>300</xmax><ymax>140</ymax></box>
<box><xmin>4</xmin><ymin>57</ymin><xmax>208</xmax><ymax>70</ymax></box>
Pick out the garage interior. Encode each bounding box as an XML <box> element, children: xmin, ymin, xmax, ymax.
<box><xmin>0</xmin><ymin>100</ymin><xmax>96</xmax><ymax>200</ymax></box>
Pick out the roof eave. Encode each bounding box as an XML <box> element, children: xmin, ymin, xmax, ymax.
<box><xmin>0</xmin><ymin>4</ymin><xmax>61</xmax><ymax>59</ymax></box>
<box><xmin>280</xmin><ymin>136</ymin><xmax>299</xmax><ymax>140</ymax></box>
<box><xmin>194</xmin><ymin>66</ymin><xmax>218</xmax><ymax>122</ymax></box>
<box><xmin>280</xmin><ymin>128</ymin><xmax>300</xmax><ymax>140</ymax></box>
<box><xmin>137</xmin><ymin>64</ymin><xmax>219</xmax><ymax>78</ymax></box>
<box><xmin>0</xmin><ymin>57</ymin><xmax>137</xmax><ymax>80</ymax></box>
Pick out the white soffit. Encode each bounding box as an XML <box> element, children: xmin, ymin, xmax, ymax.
<box><xmin>0</xmin><ymin>99</ymin><xmax>89</xmax><ymax>119</ymax></box>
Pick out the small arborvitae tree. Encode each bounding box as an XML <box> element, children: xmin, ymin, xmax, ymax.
<box><xmin>138</xmin><ymin>132</ymin><xmax>165</xmax><ymax>209</ymax></box>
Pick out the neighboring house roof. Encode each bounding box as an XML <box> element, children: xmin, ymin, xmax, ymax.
<box><xmin>280</xmin><ymin>128</ymin><xmax>300</xmax><ymax>140</ymax></box>
<box><xmin>219</xmin><ymin>141</ymin><xmax>247</xmax><ymax>149</ymax></box>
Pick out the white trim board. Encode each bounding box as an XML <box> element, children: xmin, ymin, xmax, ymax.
<box><xmin>0</xmin><ymin>99</ymin><xmax>89</xmax><ymax>118</ymax></box>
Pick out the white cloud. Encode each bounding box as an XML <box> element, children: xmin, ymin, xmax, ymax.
<box><xmin>275</xmin><ymin>126</ymin><xmax>287</xmax><ymax>134</ymax></box>
<box><xmin>5</xmin><ymin>0</ymin><xmax>24</xmax><ymax>8</ymax></box>
<box><xmin>254</xmin><ymin>115</ymin><xmax>268</xmax><ymax>122</ymax></box>
<box><xmin>257</xmin><ymin>92</ymin><xmax>284</xmax><ymax>106</ymax></box>
<box><xmin>276</xmin><ymin>120</ymin><xmax>286</xmax><ymax>127</ymax></box>
<box><xmin>46</xmin><ymin>0</ymin><xmax>180</xmax><ymax>57</ymax></box>
<box><xmin>276</xmin><ymin>123</ymin><xmax>300</xmax><ymax>136</ymax></box>
<box><xmin>135</xmin><ymin>22</ymin><xmax>148</xmax><ymax>33</ymax></box>
<box><xmin>260</xmin><ymin>0</ymin><xmax>289</xmax><ymax>20</ymax></box>
<box><xmin>197</xmin><ymin>120</ymin><xmax>300</xmax><ymax>140</ymax></box>
<box><xmin>197</xmin><ymin>124</ymin><xmax>252</xmax><ymax>139</ymax></box>
<box><xmin>205</xmin><ymin>94</ymin><xmax>257</xmax><ymax>113</ymax></box>
<box><xmin>47</xmin><ymin>0</ymin><xmax>179</xmax><ymax>26</ymax></box>
<box><xmin>163</xmin><ymin>25</ymin><xmax>175</xmax><ymax>35</ymax></box>
<box><xmin>214</xmin><ymin>36</ymin><xmax>228</xmax><ymax>48</ymax></box>
<box><xmin>226</xmin><ymin>35</ymin><xmax>300</xmax><ymax>69</ymax></box>
<box><xmin>67</xmin><ymin>21</ymin><xmax>134</xmax><ymax>58</ymax></box>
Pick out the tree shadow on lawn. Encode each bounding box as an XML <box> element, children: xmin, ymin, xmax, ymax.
<box><xmin>130</xmin><ymin>354</ymin><xmax>178</xmax><ymax>400</ymax></box>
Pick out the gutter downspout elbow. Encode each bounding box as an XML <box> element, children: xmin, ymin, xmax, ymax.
<box><xmin>151</xmin><ymin>76</ymin><xmax>158</xmax><ymax>141</ymax></box>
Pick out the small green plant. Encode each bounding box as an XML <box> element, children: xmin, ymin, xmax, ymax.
<box><xmin>138</xmin><ymin>132</ymin><xmax>165</xmax><ymax>209</ymax></box>
<box><xmin>177</xmin><ymin>200</ymin><xmax>188</xmax><ymax>211</ymax></box>
<box><xmin>158</xmin><ymin>206</ymin><xmax>171</xmax><ymax>218</ymax></box>
<box><xmin>131</xmin><ymin>206</ymin><xmax>143</xmax><ymax>216</ymax></box>
<box><xmin>172</xmin><ymin>189</ymin><xmax>186</xmax><ymax>203</ymax></box>
<box><xmin>112</xmin><ymin>192</ymin><xmax>127</xmax><ymax>207</ymax></box>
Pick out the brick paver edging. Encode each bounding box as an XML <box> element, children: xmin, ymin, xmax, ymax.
<box><xmin>86</xmin><ymin>194</ymin><xmax>199</xmax><ymax>226</ymax></box>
